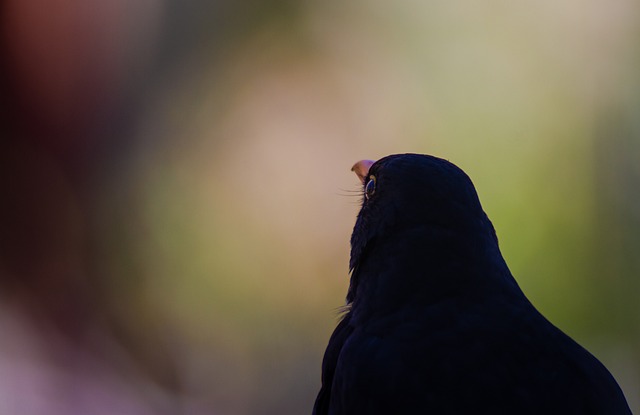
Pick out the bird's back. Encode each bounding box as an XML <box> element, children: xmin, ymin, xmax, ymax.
<box><xmin>317</xmin><ymin>286</ymin><xmax>631</xmax><ymax>414</ymax></box>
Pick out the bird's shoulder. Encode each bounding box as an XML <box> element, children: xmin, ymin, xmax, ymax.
<box><xmin>328</xmin><ymin>292</ymin><xmax>630</xmax><ymax>414</ymax></box>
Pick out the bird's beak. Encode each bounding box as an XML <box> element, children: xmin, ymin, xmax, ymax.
<box><xmin>351</xmin><ymin>160</ymin><xmax>376</xmax><ymax>184</ymax></box>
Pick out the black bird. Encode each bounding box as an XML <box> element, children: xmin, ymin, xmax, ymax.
<box><xmin>313</xmin><ymin>154</ymin><xmax>631</xmax><ymax>415</ymax></box>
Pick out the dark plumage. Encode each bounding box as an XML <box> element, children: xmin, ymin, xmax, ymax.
<box><xmin>313</xmin><ymin>154</ymin><xmax>631</xmax><ymax>415</ymax></box>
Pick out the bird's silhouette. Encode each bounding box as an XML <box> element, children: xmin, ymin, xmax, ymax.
<box><xmin>313</xmin><ymin>154</ymin><xmax>631</xmax><ymax>415</ymax></box>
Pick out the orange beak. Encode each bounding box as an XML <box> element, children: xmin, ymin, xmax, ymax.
<box><xmin>351</xmin><ymin>160</ymin><xmax>376</xmax><ymax>184</ymax></box>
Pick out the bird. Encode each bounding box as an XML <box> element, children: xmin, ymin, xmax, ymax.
<box><xmin>313</xmin><ymin>153</ymin><xmax>632</xmax><ymax>415</ymax></box>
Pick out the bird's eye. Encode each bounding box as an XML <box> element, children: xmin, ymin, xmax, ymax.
<box><xmin>365</xmin><ymin>175</ymin><xmax>376</xmax><ymax>200</ymax></box>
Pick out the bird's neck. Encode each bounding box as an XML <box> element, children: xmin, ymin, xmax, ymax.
<box><xmin>348</xmin><ymin>224</ymin><xmax>519</xmax><ymax>323</ymax></box>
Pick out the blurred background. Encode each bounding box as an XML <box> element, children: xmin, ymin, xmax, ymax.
<box><xmin>1</xmin><ymin>0</ymin><xmax>639</xmax><ymax>413</ymax></box>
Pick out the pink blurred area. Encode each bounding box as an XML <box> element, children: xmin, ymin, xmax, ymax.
<box><xmin>0</xmin><ymin>0</ymin><xmax>179</xmax><ymax>413</ymax></box>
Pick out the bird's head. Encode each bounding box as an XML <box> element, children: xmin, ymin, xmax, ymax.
<box><xmin>349</xmin><ymin>154</ymin><xmax>498</xmax><ymax>282</ymax></box>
